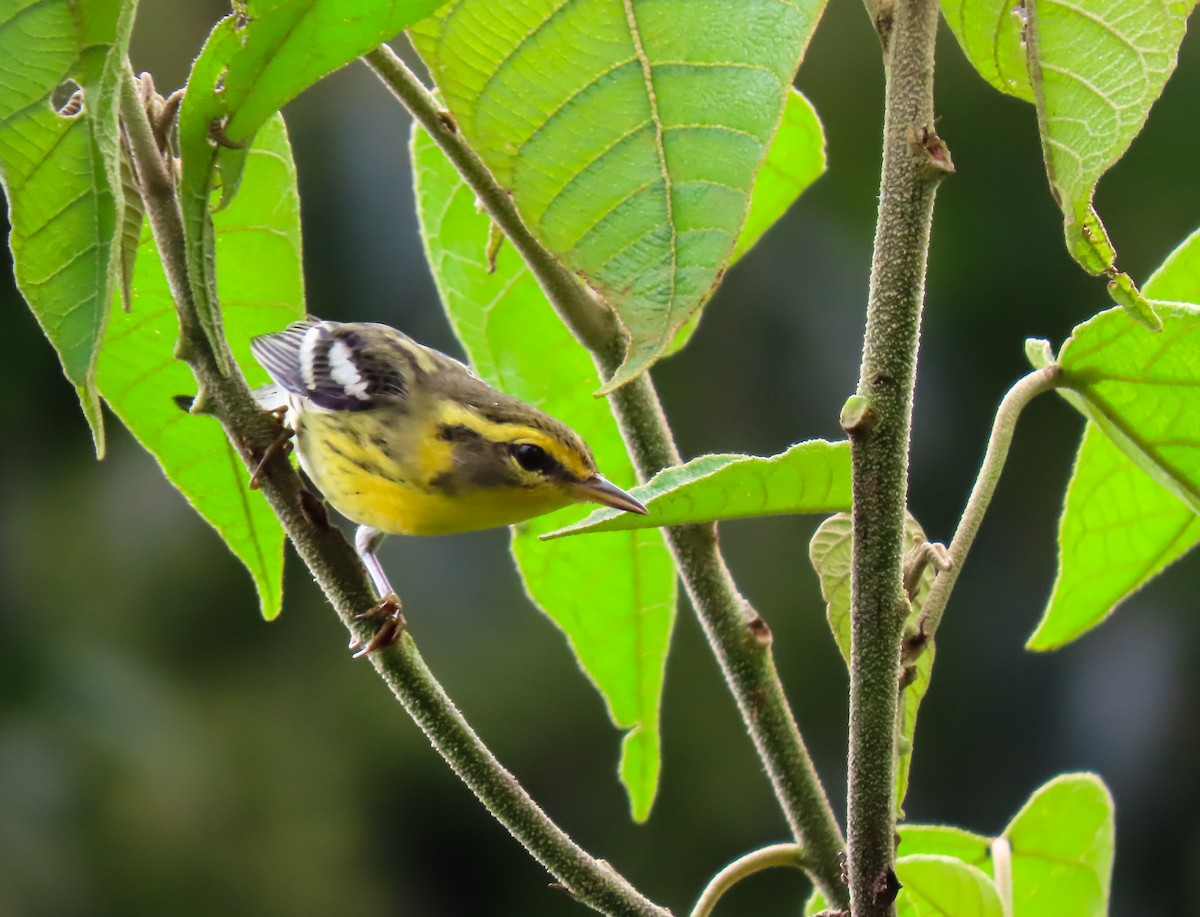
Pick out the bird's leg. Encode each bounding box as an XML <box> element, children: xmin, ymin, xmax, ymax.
<box><xmin>349</xmin><ymin>525</ymin><xmax>405</xmax><ymax>657</ymax></box>
<box><xmin>249</xmin><ymin>405</ymin><xmax>294</xmax><ymax>490</ymax></box>
<box><xmin>355</xmin><ymin>525</ymin><xmax>395</xmax><ymax>597</ymax></box>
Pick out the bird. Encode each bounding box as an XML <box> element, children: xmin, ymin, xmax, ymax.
<box><xmin>249</xmin><ymin>317</ymin><xmax>648</xmax><ymax>655</ymax></box>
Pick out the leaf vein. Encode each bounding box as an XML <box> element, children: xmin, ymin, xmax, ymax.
<box><xmin>533</xmin><ymin>118</ymin><xmax>652</xmax><ymax>229</ymax></box>
<box><xmin>511</xmin><ymin>56</ymin><xmax>640</xmax><ymax>161</ymax></box>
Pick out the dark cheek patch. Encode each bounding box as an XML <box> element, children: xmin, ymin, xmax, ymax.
<box><xmin>428</xmin><ymin>470</ymin><xmax>458</xmax><ymax>495</ymax></box>
<box><xmin>437</xmin><ymin>424</ymin><xmax>482</xmax><ymax>443</ymax></box>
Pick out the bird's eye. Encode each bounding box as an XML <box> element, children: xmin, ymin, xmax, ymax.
<box><xmin>513</xmin><ymin>443</ymin><xmax>554</xmax><ymax>474</ymax></box>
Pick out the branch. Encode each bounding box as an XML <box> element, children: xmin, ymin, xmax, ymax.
<box><xmin>843</xmin><ymin>0</ymin><xmax>951</xmax><ymax>913</ymax></box>
<box><xmin>365</xmin><ymin>45</ymin><xmax>849</xmax><ymax>906</ymax></box>
<box><xmin>917</xmin><ymin>366</ymin><xmax>1061</xmax><ymax>639</ymax></box>
<box><xmin>689</xmin><ymin>844</ymin><xmax>811</xmax><ymax>917</ymax></box>
<box><xmin>119</xmin><ymin>69</ymin><xmax>667</xmax><ymax>917</ymax></box>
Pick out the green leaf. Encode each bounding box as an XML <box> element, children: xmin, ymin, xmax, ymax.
<box><xmin>411</xmin><ymin>0</ymin><xmax>829</xmax><ymax>391</ymax></box>
<box><xmin>898</xmin><ymin>825</ymin><xmax>992</xmax><ymax>870</ymax></box>
<box><xmin>0</xmin><ymin>0</ymin><xmax>137</xmax><ymax>454</ymax></box>
<box><xmin>887</xmin><ymin>775</ymin><xmax>1114</xmax><ymax>917</ymax></box>
<box><xmin>180</xmin><ymin>0</ymin><xmax>448</xmax><ymax>194</ymax></box>
<box><xmin>1033</xmin><ymin>225</ymin><xmax>1200</xmax><ymax>649</ymax></box>
<box><xmin>1001</xmin><ymin>773</ymin><xmax>1115</xmax><ymax>917</ymax></box>
<box><xmin>810</xmin><ymin>513</ymin><xmax>936</xmax><ymax>813</ymax></box>
<box><xmin>544</xmin><ymin>439</ymin><xmax>850</xmax><ymax>540</ymax></box>
<box><xmin>221</xmin><ymin>0</ymin><xmax>448</xmax><ymax>144</ymax></box>
<box><xmin>1024</xmin><ymin>0</ymin><xmax>1194</xmax><ymax>281</ymax></box>
<box><xmin>95</xmin><ymin>114</ymin><xmax>304</xmax><ymax>620</ymax></box>
<box><xmin>1147</xmin><ymin>224</ymin><xmax>1200</xmax><ymax>302</ymax></box>
<box><xmin>1057</xmin><ymin>301</ymin><xmax>1200</xmax><ymax>513</ymax></box>
<box><xmin>1030</xmin><ymin>423</ymin><xmax>1200</xmax><ymax>650</ymax></box>
<box><xmin>939</xmin><ymin>0</ymin><xmax>1033</xmax><ymax>101</ymax></box>
<box><xmin>412</xmin><ymin>122</ymin><xmax>676</xmax><ymax>821</ymax></box>
<box><xmin>942</xmin><ymin>0</ymin><xmax>1194</xmax><ymax>307</ymax></box>
<box><xmin>177</xmin><ymin>1</ymin><xmax>447</xmax><ymax>368</ymax></box>
<box><xmin>894</xmin><ymin>855</ymin><xmax>1003</xmax><ymax>917</ymax></box>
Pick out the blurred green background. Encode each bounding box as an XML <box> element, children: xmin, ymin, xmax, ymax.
<box><xmin>3</xmin><ymin>2</ymin><xmax>1199</xmax><ymax>914</ymax></box>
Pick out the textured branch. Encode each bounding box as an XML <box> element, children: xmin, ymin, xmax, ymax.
<box><xmin>844</xmin><ymin>1</ymin><xmax>951</xmax><ymax>914</ymax></box>
<box><xmin>119</xmin><ymin>68</ymin><xmax>666</xmax><ymax>917</ymax></box>
<box><xmin>365</xmin><ymin>43</ymin><xmax>848</xmax><ymax>907</ymax></box>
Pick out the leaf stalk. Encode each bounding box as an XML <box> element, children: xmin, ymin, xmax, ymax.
<box><xmin>689</xmin><ymin>843</ymin><xmax>811</xmax><ymax>917</ymax></box>
<box><xmin>917</xmin><ymin>365</ymin><xmax>1062</xmax><ymax>639</ymax></box>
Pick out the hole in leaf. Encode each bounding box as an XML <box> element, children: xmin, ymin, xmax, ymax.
<box><xmin>52</xmin><ymin>80</ymin><xmax>84</xmax><ymax>117</ymax></box>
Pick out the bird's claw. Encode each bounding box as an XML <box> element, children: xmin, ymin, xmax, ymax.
<box><xmin>349</xmin><ymin>592</ymin><xmax>405</xmax><ymax>658</ymax></box>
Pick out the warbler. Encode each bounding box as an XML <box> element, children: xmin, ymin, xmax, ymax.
<box><xmin>249</xmin><ymin>318</ymin><xmax>647</xmax><ymax>654</ymax></box>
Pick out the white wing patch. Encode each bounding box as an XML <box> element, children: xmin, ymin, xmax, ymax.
<box><xmin>328</xmin><ymin>339</ymin><xmax>371</xmax><ymax>401</ymax></box>
<box><xmin>300</xmin><ymin>324</ymin><xmax>322</xmax><ymax>391</ymax></box>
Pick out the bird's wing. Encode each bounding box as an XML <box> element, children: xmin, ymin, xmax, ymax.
<box><xmin>250</xmin><ymin>320</ymin><xmax>407</xmax><ymax>412</ymax></box>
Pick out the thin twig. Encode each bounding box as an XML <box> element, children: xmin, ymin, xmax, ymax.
<box><xmin>918</xmin><ymin>365</ymin><xmax>1061</xmax><ymax>638</ymax></box>
<box><xmin>119</xmin><ymin>68</ymin><xmax>668</xmax><ymax>917</ymax></box>
<box><xmin>689</xmin><ymin>844</ymin><xmax>811</xmax><ymax>917</ymax></box>
<box><xmin>844</xmin><ymin>0</ymin><xmax>951</xmax><ymax>913</ymax></box>
<box><xmin>364</xmin><ymin>44</ymin><xmax>849</xmax><ymax>906</ymax></box>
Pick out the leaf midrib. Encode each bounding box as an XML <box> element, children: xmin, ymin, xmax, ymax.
<box><xmin>622</xmin><ymin>0</ymin><xmax>676</xmax><ymax>340</ymax></box>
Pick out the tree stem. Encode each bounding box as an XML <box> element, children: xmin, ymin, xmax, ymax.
<box><xmin>120</xmin><ymin>68</ymin><xmax>667</xmax><ymax>917</ymax></box>
<box><xmin>689</xmin><ymin>844</ymin><xmax>811</xmax><ymax>917</ymax></box>
<box><xmin>845</xmin><ymin>1</ymin><xmax>950</xmax><ymax>914</ymax></box>
<box><xmin>918</xmin><ymin>366</ymin><xmax>1061</xmax><ymax>638</ymax></box>
<box><xmin>365</xmin><ymin>43</ymin><xmax>848</xmax><ymax>907</ymax></box>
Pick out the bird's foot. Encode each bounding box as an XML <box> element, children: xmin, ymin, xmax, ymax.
<box><xmin>349</xmin><ymin>592</ymin><xmax>405</xmax><ymax>658</ymax></box>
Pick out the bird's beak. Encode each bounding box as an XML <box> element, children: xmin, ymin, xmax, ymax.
<box><xmin>573</xmin><ymin>474</ymin><xmax>648</xmax><ymax>515</ymax></box>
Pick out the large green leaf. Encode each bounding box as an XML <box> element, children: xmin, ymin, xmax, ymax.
<box><xmin>1057</xmin><ymin>301</ymin><xmax>1200</xmax><ymax>512</ymax></box>
<box><xmin>95</xmin><ymin>114</ymin><xmax>304</xmax><ymax>620</ymax></box>
<box><xmin>176</xmin><ymin>0</ymin><xmax>447</xmax><ymax>368</ymax></box>
<box><xmin>1026</xmin><ymin>0</ymin><xmax>1193</xmax><ymax>286</ymax></box>
<box><xmin>941</xmin><ymin>0</ymin><xmax>1194</xmax><ymax>324</ymax></box>
<box><xmin>1002</xmin><ymin>773</ymin><xmax>1114</xmax><ymax>917</ymax></box>
<box><xmin>411</xmin><ymin>0</ymin><xmax>829</xmax><ymax>391</ymax></box>
<box><xmin>1030</xmin><ymin>423</ymin><xmax>1200</xmax><ymax>650</ymax></box>
<box><xmin>0</xmin><ymin>0</ymin><xmax>136</xmax><ymax>453</ymax></box>
<box><xmin>1033</xmin><ymin>226</ymin><xmax>1200</xmax><ymax>648</ymax></box>
<box><xmin>545</xmin><ymin>439</ymin><xmax>850</xmax><ymax>539</ymax></box>
<box><xmin>809</xmin><ymin>513</ymin><xmax>935</xmax><ymax>813</ymax></box>
<box><xmin>412</xmin><ymin>122</ymin><xmax>676</xmax><ymax>821</ymax></box>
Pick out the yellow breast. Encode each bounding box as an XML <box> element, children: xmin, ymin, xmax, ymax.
<box><xmin>293</xmin><ymin>409</ymin><xmax>573</xmax><ymax>536</ymax></box>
